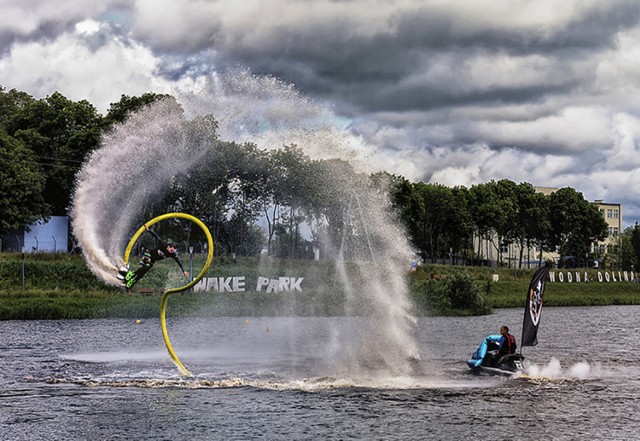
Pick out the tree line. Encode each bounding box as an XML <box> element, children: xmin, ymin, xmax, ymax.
<box><xmin>0</xmin><ymin>86</ymin><xmax>370</xmax><ymax>258</ymax></box>
<box><xmin>3</xmin><ymin>85</ymin><xmax>636</xmax><ymax>269</ymax></box>
<box><xmin>386</xmin><ymin>176</ymin><xmax>612</xmax><ymax>267</ymax></box>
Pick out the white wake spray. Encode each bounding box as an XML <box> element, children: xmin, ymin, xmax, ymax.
<box><xmin>525</xmin><ymin>357</ymin><xmax>601</xmax><ymax>380</ymax></box>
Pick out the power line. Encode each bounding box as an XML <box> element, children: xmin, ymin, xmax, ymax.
<box><xmin>3</xmin><ymin>157</ymin><xmax>83</xmax><ymax>170</ymax></box>
<box><xmin>12</xmin><ymin>153</ymin><xmax>85</xmax><ymax>164</ymax></box>
<box><xmin>32</xmin><ymin>154</ymin><xmax>84</xmax><ymax>164</ymax></box>
<box><xmin>6</xmin><ymin>153</ymin><xmax>86</xmax><ymax>170</ymax></box>
<box><xmin>31</xmin><ymin>161</ymin><xmax>81</xmax><ymax>169</ymax></box>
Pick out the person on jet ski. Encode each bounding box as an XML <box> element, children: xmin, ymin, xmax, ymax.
<box><xmin>497</xmin><ymin>325</ymin><xmax>517</xmax><ymax>358</ymax></box>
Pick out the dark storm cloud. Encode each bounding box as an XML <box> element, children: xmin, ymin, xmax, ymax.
<box><xmin>388</xmin><ymin>2</ymin><xmax>640</xmax><ymax>52</ymax></box>
<box><xmin>0</xmin><ymin>20</ymin><xmax>73</xmax><ymax>56</ymax></box>
<box><xmin>340</xmin><ymin>71</ymin><xmax>582</xmax><ymax>114</ymax></box>
<box><xmin>186</xmin><ymin>1</ymin><xmax>640</xmax><ymax>120</ymax></box>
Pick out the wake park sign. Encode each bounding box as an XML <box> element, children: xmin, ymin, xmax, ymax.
<box><xmin>193</xmin><ymin>276</ymin><xmax>304</xmax><ymax>293</ymax></box>
<box><xmin>548</xmin><ymin>270</ymin><xmax>638</xmax><ymax>283</ymax></box>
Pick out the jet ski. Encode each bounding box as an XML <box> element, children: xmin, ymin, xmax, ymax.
<box><xmin>466</xmin><ymin>335</ymin><xmax>525</xmax><ymax>376</ymax></box>
<box><xmin>466</xmin><ymin>266</ymin><xmax>549</xmax><ymax>377</ymax></box>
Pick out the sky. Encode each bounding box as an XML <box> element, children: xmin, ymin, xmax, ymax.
<box><xmin>3</xmin><ymin>0</ymin><xmax>640</xmax><ymax>226</ymax></box>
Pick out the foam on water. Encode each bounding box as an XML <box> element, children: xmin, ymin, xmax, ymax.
<box><xmin>72</xmin><ymin>374</ymin><xmax>494</xmax><ymax>392</ymax></box>
<box><xmin>523</xmin><ymin>357</ymin><xmax>602</xmax><ymax>380</ymax></box>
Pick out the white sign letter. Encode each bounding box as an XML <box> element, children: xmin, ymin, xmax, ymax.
<box><xmin>232</xmin><ymin>276</ymin><xmax>245</xmax><ymax>292</ymax></box>
<box><xmin>278</xmin><ymin>277</ymin><xmax>290</xmax><ymax>292</ymax></box>
<box><xmin>291</xmin><ymin>278</ymin><xmax>304</xmax><ymax>292</ymax></box>
<box><xmin>256</xmin><ymin>276</ymin><xmax>269</xmax><ymax>292</ymax></box>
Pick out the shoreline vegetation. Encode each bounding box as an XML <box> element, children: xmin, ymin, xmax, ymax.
<box><xmin>1</xmin><ymin>253</ymin><xmax>639</xmax><ymax>320</ymax></box>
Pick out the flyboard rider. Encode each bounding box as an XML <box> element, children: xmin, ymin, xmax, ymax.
<box><xmin>117</xmin><ymin>226</ymin><xmax>189</xmax><ymax>290</ymax></box>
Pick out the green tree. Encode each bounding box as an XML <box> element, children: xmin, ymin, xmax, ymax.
<box><xmin>413</xmin><ymin>183</ymin><xmax>458</xmax><ymax>262</ymax></box>
<box><xmin>548</xmin><ymin>187</ymin><xmax>608</xmax><ymax>266</ymax></box>
<box><xmin>450</xmin><ymin>186</ymin><xmax>474</xmax><ymax>262</ymax></box>
<box><xmin>164</xmin><ymin>133</ymin><xmax>270</xmax><ymax>256</ymax></box>
<box><xmin>619</xmin><ymin>226</ymin><xmax>637</xmax><ymax>271</ymax></box>
<box><xmin>381</xmin><ymin>174</ymin><xmax>421</xmax><ymax>255</ymax></box>
<box><xmin>310</xmin><ymin>159</ymin><xmax>363</xmax><ymax>259</ymax></box>
<box><xmin>6</xmin><ymin>92</ymin><xmax>102</xmax><ymax>215</ymax></box>
<box><xmin>468</xmin><ymin>182</ymin><xmax>505</xmax><ymax>264</ymax></box>
<box><xmin>265</xmin><ymin>145</ymin><xmax>310</xmax><ymax>257</ymax></box>
<box><xmin>0</xmin><ymin>86</ymin><xmax>34</xmax><ymax>130</ymax></box>
<box><xmin>102</xmin><ymin>93</ymin><xmax>174</xmax><ymax>129</ymax></box>
<box><xmin>0</xmin><ymin>131</ymin><xmax>49</xmax><ymax>235</ymax></box>
<box><xmin>382</xmin><ymin>177</ymin><xmax>473</xmax><ymax>263</ymax></box>
<box><xmin>513</xmin><ymin>182</ymin><xmax>550</xmax><ymax>267</ymax></box>
<box><xmin>631</xmin><ymin>222</ymin><xmax>640</xmax><ymax>268</ymax></box>
<box><xmin>491</xmin><ymin>180</ymin><xmax>520</xmax><ymax>265</ymax></box>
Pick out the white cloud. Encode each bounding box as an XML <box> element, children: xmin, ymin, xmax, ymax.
<box><xmin>0</xmin><ymin>23</ymin><xmax>172</xmax><ymax>113</ymax></box>
<box><xmin>75</xmin><ymin>19</ymin><xmax>101</xmax><ymax>36</ymax></box>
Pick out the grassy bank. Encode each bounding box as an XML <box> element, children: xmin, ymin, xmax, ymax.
<box><xmin>1</xmin><ymin>254</ymin><xmax>639</xmax><ymax>319</ymax></box>
<box><xmin>485</xmin><ymin>279</ymin><xmax>640</xmax><ymax>308</ymax></box>
<box><xmin>0</xmin><ymin>253</ymin><xmax>353</xmax><ymax>319</ymax></box>
<box><xmin>411</xmin><ymin>264</ymin><xmax>640</xmax><ymax>309</ymax></box>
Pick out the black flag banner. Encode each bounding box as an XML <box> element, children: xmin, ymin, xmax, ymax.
<box><xmin>521</xmin><ymin>266</ymin><xmax>549</xmax><ymax>347</ymax></box>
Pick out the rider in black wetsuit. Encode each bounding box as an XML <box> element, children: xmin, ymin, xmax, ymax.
<box><xmin>117</xmin><ymin>227</ymin><xmax>188</xmax><ymax>289</ymax></box>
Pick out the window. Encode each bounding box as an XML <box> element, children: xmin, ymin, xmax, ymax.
<box><xmin>614</xmin><ymin>209</ymin><xmax>619</xmax><ymax>219</ymax></box>
<box><xmin>614</xmin><ymin>227</ymin><xmax>619</xmax><ymax>237</ymax></box>
<box><xmin>607</xmin><ymin>209</ymin><xmax>613</xmax><ymax>218</ymax></box>
<box><xmin>609</xmin><ymin>227</ymin><xmax>613</xmax><ymax>237</ymax></box>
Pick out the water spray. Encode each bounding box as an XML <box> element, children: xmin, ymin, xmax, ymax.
<box><xmin>72</xmin><ymin>69</ymin><xmax>421</xmax><ymax>380</ymax></box>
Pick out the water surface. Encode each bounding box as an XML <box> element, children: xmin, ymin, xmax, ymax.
<box><xmin>2</xmin><ymin>306</ymin><xmax>639</xmax><ymax>440</ymax></box>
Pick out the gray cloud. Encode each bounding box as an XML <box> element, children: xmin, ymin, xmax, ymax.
<box><xmin>3</xmin><ymin>0</ymin><xmax>640</xmax><ymax>223</ymax></box>
<box><xmin>0</xmin><ymin>1</ymin><xmax>131</xmax><ymax>55</ymax></box>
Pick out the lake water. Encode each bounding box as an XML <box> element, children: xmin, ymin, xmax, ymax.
<box><xmin>2</xmin><ymin>306</ymin><xmax>640</xmax><ymax>440</ymax></box>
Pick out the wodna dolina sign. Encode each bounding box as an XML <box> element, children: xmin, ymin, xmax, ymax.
<box><xmin>548</xmin><ymin>270</ymin><xmax>638</xmax><ymax>283</ymax></box>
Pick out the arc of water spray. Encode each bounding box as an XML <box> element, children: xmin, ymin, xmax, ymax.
<box><xmin>122</xmin><ymin>212</ymin><xmax>214</xmax><ymax>376</ymax></box>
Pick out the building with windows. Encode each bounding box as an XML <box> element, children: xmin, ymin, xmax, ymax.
<box><xmin>593</xmin><ymin>200</ymin><xmax>622</xmax><ymax>255</ymax></box>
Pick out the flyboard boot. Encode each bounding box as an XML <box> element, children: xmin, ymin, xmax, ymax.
<box><xmin>116</xmin><ymin>265</ymin><xmax>129</xmax><ymax>281</ymax></box>
<box><xmin>116</xmin><ymin>265</ymin><xmax>133</xmax><ymax>293</ymax></box>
